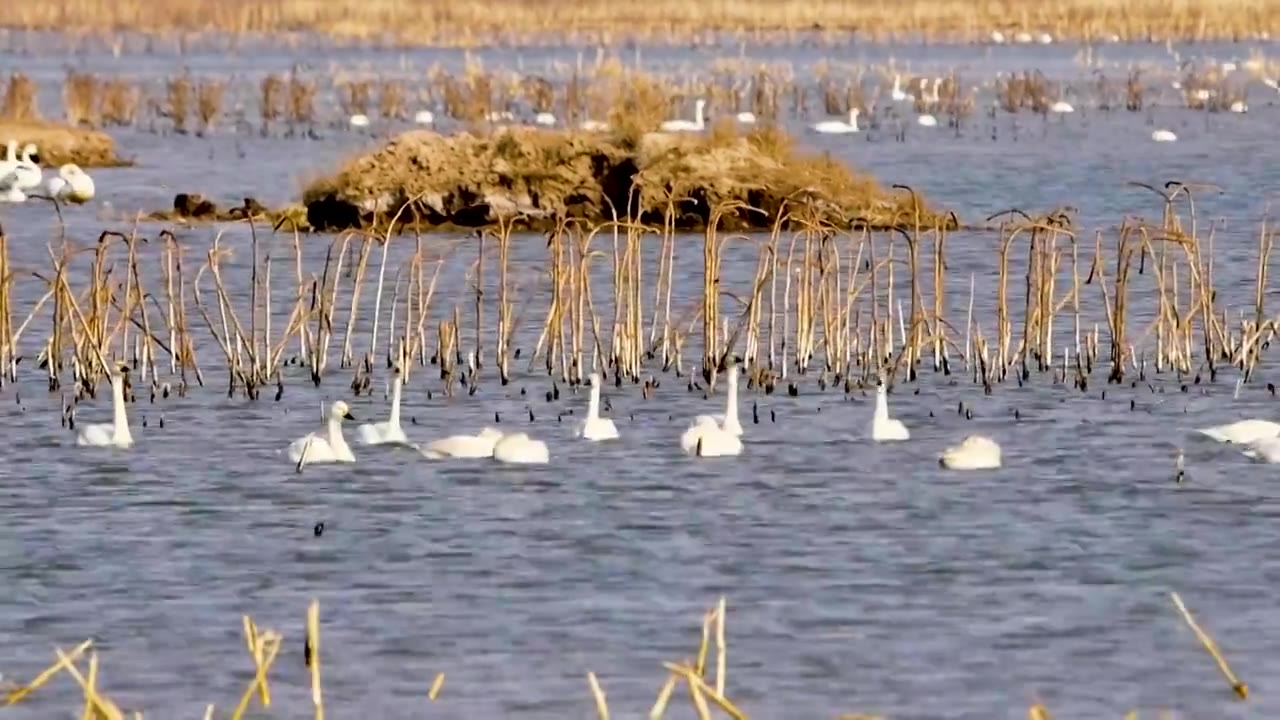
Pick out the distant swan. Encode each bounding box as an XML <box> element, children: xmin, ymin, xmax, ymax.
<box><xmin>493</xmin><ymin>431</ymin><xmax>550</xmax><ymax>464</ymax></box>
<box><xmin>659</xmin><ymin>99</ymin><xmax>706</xmax><ymax>132</ymax></box>
<box><xmin>891</xmin><ymin>75</ymin><xmax>913</xmax><ymax>102</ymax></box>
<box><xmin>812</xmin><ymin>108</ymin><xmax>860</xmax><ymax>134</ymax></box>
<box><xmin>578</xmin><ymin>372</ymin><xmax>619</xmax><ymax>441</ymax></box>
<box><xmin>1151</xmin><ymin>129</ymin><xmax>1177</xmax><ymax>142</ymax></box>
<box><xmin>11</xmin><ymin>143</ymin><xmax>41</xmax><ymax>190</ymax></box>
<box><xmin>413</xmin><ymin>110</ymin><xmax>435</xmax><ymax>125</ymax></box>
<box><xmin>1196</xmin><ymin>419</ymin><xmax>1280</xmax><ymax>444</ymax></box>
<box><xmin>870</xmin><ymin>380</ymin><xmax>909</xmax><ymax>441</ymax></box>
<box><xmin>533</xmin><ymin>111</ymin><xmax>557</xmax><ymax>126</ymax></box>
<box><xmin>76</xmin><ymin>365</ymin><xmax>134</xmax><ymax>449</ymax></box>
<box><xmin>681</xmin><ymin>416</ymin><xmax>743</xmax><ymax>457</ymax></box>
<box><xmin>1228</xmin><ymin>100</ymin><xmax>1247</xmax><ymax>113</ymax></box>
<box><xmin>1049</xmin><ymin>100</ymin><xmax>1074</xmax><ymax>113</ymax></box>
<box><xmin>419</xmin><ymin>427</ymin><xmax>504</xmax><ymax>459</ymax></box>
<box><xmin>580</xmin><ymin>119</ymin><xmax>610</xmax><ymax>132</ymax></box>
<box><xmin>47</xmin><ymin>164</ymin><xmax>95</xmax><ymax>203</ymax></box>
<box><xmin>357</xmin><ymin>368</ymin><xmax>408</xmax><ymax>445</ymax></box>
<box><xmin>939</xmin><ymin>435</ymin><xmax>1002</xmax><ymax>469</ymax></box>
<box><xmin>348</xmin><ymin>114</ymin><xmax>370</xmax><ymax>128</ymax></box>
<box><xmin>735</xmin><ymin>111</ymin><xmax>757</xmax><ymax>124</ymax></box>
<box><xmin>288</xmin><ymin>401</ymin><xmax>356</xmax><ymax>465</ymax></box>
<box><xmin>916</xmin><ymin>79</ymin><xmax>940</xmax><ymax>127</ymax></box>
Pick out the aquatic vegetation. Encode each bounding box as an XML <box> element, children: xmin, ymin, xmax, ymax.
<box><xmin>0</xmin><ymin>120</ymin><xmax>123</xmax><ymax>167</ymax></box>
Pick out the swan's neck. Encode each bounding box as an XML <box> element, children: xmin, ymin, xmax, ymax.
<box><xmin>4</xmin><ymin>141</ymin><xmax>14</xmax><ymax>163</ymax></box>
<box><xmin>849</xmin><ymin>109</ymin><xmax>859</xmax><ymax>129</ymax></box>
<box><xmin>694</xmin><ymin>103</ymin><xmax>705</xmax><ymax>127</ymax></box>
<box><xmin>111</xmin><ymin>376</ymin><xmax>131</xmax><ymax>442</ymax></box>
<box><xmin>388</xmin><ymin>376</ymin><xmax>402</xmax><ymax>428</ymax></box>
<box><xmin>874</xmin><ymin>388</ymin><xmax>889</xmax><ymax>420</ymax></box>
<box><xmin>588</xmin><ymin>382</ymin><xmax>601</xmax><ymax>420</ymax></box>
<box><xmin>893</xmin><ymin>76</ymin><xmax>901</xmax><ymax>91</ymax></box>
<box><xmin>326</xmin><ymin>415</ymin><xmax>348</xmax><ymax>449</ymax></box>
<box><xmin>725</xmin><ymin>368</ymin><xmax>739</xmax><ymax>422</ymax></box>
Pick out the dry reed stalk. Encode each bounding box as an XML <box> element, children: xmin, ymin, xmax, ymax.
<box><xmin>230</xmin><ymin>627</ymin><xmax>281</xmax><ymax>719</ymax></box>
<box><xmin>63</xmin><ymin>71</ymin><xmax>100</xmax><ymax>127</ymax></box>
<box><xmin>260</xmin><ymin>74</ymin><xmax>283</xmax><ymax>134</ymax></box>
<box><xmin>378</xmin><ymin>80</ymin><xmax>406</xmax><ymax>121</ymax></box>
<box><xmin>101</xmin><ymin>78</ymin><xmax>140</xmax><ymax>126</ymax></box>
<box><xmin>2</xmin><ymin>72</ymin><xmax>37</xmax><ymax>120</ymax></box>
<box><xmin>166</xmin><ymin>75</ymin><xmax>191</xmax><ymax>134</ymax></box>
<box><xmin>286</xmin><ymin>72</ymin><xmax>317</xmax><ymax>134</ymax></box>
<box><xmin>306</xmin><ymin>600</ymin><xmax>324</xmax><ymax>720</ymax></box>
<box><xmin>428</xmin><ymin>672</ymin><xmax>445</xmax><ymax>700</ymax></box>
<box><xmin>1169</xmin><ymin>592</ymin><xmax>1247</xmax><ymax>699</ymax></box>
<box><xmin>4</xmin><ymin>639</ymin><xmax>93</xmax><ymax>705</ymax></box>
<box><xmin>587</xmin><ymin>672</ymin><xmax>609</xmax><ymax>719</ymax></box>
<box><xmin>196</xmin><ymin>80</ymin><xmax>225</xmax><ymax>136</ymax></box>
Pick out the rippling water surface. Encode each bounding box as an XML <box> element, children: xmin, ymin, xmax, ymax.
<box><xmin>2</xmin><ymin>35</ymin><xmax>1280</xmax><ymax>719</ymax></box>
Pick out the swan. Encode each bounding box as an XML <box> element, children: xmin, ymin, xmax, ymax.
<box><xmin>493</xmin><ymin>432</ymin><xmax>549</xmax><ymax>464</ymax></box>
<box><xmin>413</xmin><ymin>110</ymin><xmax>435</xmax><ymax>125</ymax></box>
<box><xmin>287</xmin><ymin>401</ymin><xmax>356</xmax><ymax>465</ymax></box>
<box><xmin>356</xmin><ymin>368</ymin><xmax>408</xmax><ymax>445</ymax></box>
<box><xmin>1229</xmin><ymin>100</ymin><xmax>1247</xmax><ymax>113</ymax></box>
<box><xmin>890</xmin><ymin>75</ymin><xmax>913</xmax><ymax>102</ymax></box>
<box><xmin>533</xmin><ymin>111</ymin><xmax>557</xmax><ymax>126</ymax></box>
<box><xmin>12</xmin><ymin>144</ymin><xmax>41</xmax><ymax>190</ymax></box>
<box><xmin>1196</xmin><ymin>419</ymin><xmax>1280</xmax><ymax>444</ymax></box>
<box><xmin>1037</xmin><ymin>32</ymin><xmax>1054</xmax><ymax>44</ymax></box>
<box><xmin>989</xmin><ymin>30</ymin><xmax>1007</xmax><ymax>44</ymax></box>
<box><xmin>939</xmin><ymin>435</ymin><xmax>1002</xmax><ymax>470</ymax></box>
<box><xmin>578</xmin><ymin>372</ymin><xmax>619</xmax><ymax>441</ymax></box>
<box><xmin>580</xmin><ymin>119</ymin><xmax>609</xmax><ymax>132</ymax></box>
<box><xmin>348</xmin><ymin>114</ymin><xmax>370</xmax><ymax>128</ymax></box>
<box><xmin>1151</xmin><ymin>129</ymin><xmax>1177</xmax><ymax>142</ymax></box>
<box><xmin>0</xmin><ymin>170</ymin><xmax>26</xmax><ymax>202</ymax></box>
<box><xmin>811</xmin><ymin>108</ymin><xmax>860</xmax><ymax>134</ymax></box>
<box><xmin>735</xmin><ymin>111</ymin><xmax>756</xmax><ymax>124</ymax></box>
<box><xmin>76</xmin><ymin>365</ymin><xmax>133</xmax><ymax>449</ymax></box>
<box><xmin>1049</xmin><ymin>100</ymin><xmax>1074</xmax><ymax>113</ymax></box>
<box><xmin>870</xmin><ymin>380</ymin><xmax>909</xmax><ymax>441</ymax></box>
<box><xmin>695</xmin><ymin>362</ymin><xmax>743</xmax><ymax>436</ymax></box>
<box><xmin>47</xmin><ymin>164</ymin><xmax>95</xmax><ymax>203</ymax></box>
<box><xmin>681</xmin><ymin>416</ymin><xmax>743</xmax><ymax>457</ymax></box>
<box><xmin>1013</xmin><ymin>31</ymin><xmax>1033</xmax><ymax>44</ymax></box>
<box><xmin>487</xmin><ymin>110</ymin><xmax>515</xmax><ymax>123</ymax></box>
<box><xmin>659</xmin><ymin>99</ymin><xmax>706</xmax><ymax>132</ymax></box>
<box><xmin>419</xmin><ymin>427</ymin><xmax>504</xmax><ymax>459</ymax></box>
<box><xmin>916</xmin><ymin>79</ymin><xmax>939</xmax><ymax>127</ymax></box>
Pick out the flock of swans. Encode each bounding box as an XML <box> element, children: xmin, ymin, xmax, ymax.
<box><xmin>73</xmin><ymin>361</ymin><xmax>1005</xmax><ymax>471</ymax></box>
<box><xmin>0</xmin><ymin>139</ymin><xmax>96</xmax><ymax>204</ymax></box>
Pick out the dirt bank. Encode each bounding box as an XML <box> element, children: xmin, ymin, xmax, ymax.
<box><xmin>0</xmin><ymin>120</ymin><xmax>126</xmax><ymax>167</ymax></box>
<box><xmin>301</xmin><ymin>126</ymin><xmax>954</xmax><ymax>234</ymax></box>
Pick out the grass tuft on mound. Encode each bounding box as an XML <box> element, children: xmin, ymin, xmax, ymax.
<box><xmin>0</xmin><ymin>120</ymin><xmax>126</xmax><ymax>168</ymax></box>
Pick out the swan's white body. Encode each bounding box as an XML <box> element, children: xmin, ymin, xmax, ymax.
<box><xmin>533</xmin><ymin>112</ymin><xmax>557</xmax><ymax>126</ymax></box>
<box><xmin>580</xmin><ymin>119</ymin><xmax>610</xmax><ymax>132</ymax></box>
<box><xmin>357</xmin><ymin>371</ymin><xmax>408</xmax><ymax>445</ymax></box>
<box><xmin>1242</xmin><ymin>437</ymin><xmax>1280</xmax><ymax>463</ymax></box>
<box><xmin>288</xmin><ymin>401</ymin><xmax>356</xmax><ymax>464</ymax></box>
<box><xmin>76</xmin><ymin>370</ymin><xmax>133</xmax><ymax>449</ymax></box>
<box><xmin>1229</xmin><ymin>100</ymin><xmax>1247</xmax><ymax>113</ymax></box>
<box><xmin>659</xmin><ymin>99</ymin><xmax>706</xmax><ymax>132</ymax></box>
<box><xmin>1197</xmin><ymin>419</ymin><xmax>1280</xmax><ymax>445</ymax></box>
<box><xmin>940</xmin><ymin>435</ymin><xmax>1002</xmax><ymax>469</ymax></box>
<box><xmin>413</xmin><ymin>110</ymin><xmax>435</xmax><ymax>125</ymax></box>
<box><xmin>493</xmin><ymin>432</ymin><xmax>550</xmax><ymax>464</ymax></box>
<box><xmin>348</xmin><ymin>114</ymin><xmax>370</xmax><ymax>128</ymax></box>
<box><xmin>0</xmin><ymin>170</ymin><xmax>26</xmax><ymax>202</ymax></box>
<box><xmin>1049</xmin><ymin>101</ymin><xmax>1074</xmax><ymax>113</ymax></box>
<box><xmin>870</xmin><ymin>382</ymin><xmax>909</xmax><ymax>441</ymax></box>
<box><xmin>917</xmin><ymin>113</ymin><xmax>938</xmax><ymax>127</ymax></box>
<box><xmin>890</xmin><ymin>76</ymin><xmax>913</xmax><ymax>102</ymax></box>
<box><xmin>4</xmin><ymin>143</ymin><xmax>42</xmax><ymax>190</ymax></box>
<box><xmin>1152</xmin><ymin>129</ymin><xmax>1177</xmax><ymax>142</ymax></box>
<box><xmin>695</xmin><ymin>364</ymin><xmax>743</xmax><ymax>436</ymax></box>
<box><xmin>578</xmin><ymin>372</ymin><xmax>619</xmax><ymax>441</ymax></box>
<box><xmin>47</xmin><ymin>164</ymin><xmax>95</xmax><ymax>203</ymax></box>
<box><xmin>735</xmin><ymin>111</ymin><xmax>756</xmax><ymax>124</ymax></box>
<box><xmin>419</xmin><ymin>427</ymin><xmax>504</xmax><ymax>459</ymax></box>
<box><xmin>681</xmin><ymin>416</ymin><xmax>743</xmax><ymax>457</ymax></box>
<box><xmin>812</xmin><ymin>108</ymin><xmax>860</xmax><ymax>134</ymax></box>
<box><xmin>487</xmin><ymin>110</ymin><xmax>515</xmax><ymax>123</ymax></box>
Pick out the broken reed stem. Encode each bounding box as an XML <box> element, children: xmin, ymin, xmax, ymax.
<box><xmin>4</xmin><ymin>638</ymin><xmax>93</xmax><ymax>705</ymax></box>
<box><xmin>307</xmin><ymin>600</ymin><xmax>325</xmax><ymax>720</ymax></box>
<box><xmin>587</xmin><ymin>672</ymin><xmax>609</xmax><ymax>720</ymax></box>
<box><xmin>428</xmin><ymin>672</ymin><xmax>445</xmax><ymax>700</ymax></box>
<box><xmin>1169</xmin><ymin>591</ymin><xmax>1248</xmax><ymax>699</ymax></box>
<box><xmin>230</xmin><ymin>629</ymin><xmax>282</xmax><ymax>720</ymax></box>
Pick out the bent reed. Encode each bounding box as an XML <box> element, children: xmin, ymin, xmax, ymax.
<box><xmin>0</xmin><ymin>0</ymin><xmax>1273</xmax><ymax>45</ymax></box>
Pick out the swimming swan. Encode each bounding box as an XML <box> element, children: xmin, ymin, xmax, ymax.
<box><xmin>694</xmin><ymin>362</ymin><xmax>743</xmax><ymax>436</ymax></box>
<box><xmin>493</xmin><ymin>432</ymin><xmax>550</xmax><ymax>464</ymax></box>
<box><xmin>681</xmin><ymin>416</ymin><xmax>743</xmax><ymax>457</ymax></box>
<box><xmin>939</xmin><ymin>435</ymin><xmax>1002</xmax><ymax>470</ymax></box>
<box><xmin>811</xmin><ymin>108</ymin><xmax>861</xmax><ymax>134</ymax></box>
<box><xmin>76</xmin><ymin>365</ymin><xmax>134</xmax><ymax>449</ymax></box>
<box><xmin>870</xmin><ymin>381</ymin><xmax>909</xmax><ymax>441</ymax></box>
<box><xmin>578</xmin><ymin>372</ymin><xmax>619</xmax><ymax>441</ymax></box>
<box><xmin>287</xmin><ymin>401</ymin><xmax>357</xmax><ymax>465</ymax></box>
<box><xmin>1151</xmin><ymin>129</ymin><xmax>1177</xmax><ymax>142</ymax></box>
<box><xmin>419</xmin><ymin>427</ymin><xmax>504</xmax><ymax>459</ymax></box>
<box><xmin>12</xmin><ymin>144</ymin><xmax>40</xmax><ymax>189</ymax></box>
<box><xmin>357</xmin><ymin>367</ymin><xmax>408</xmax><ymax>445</ymax></box>
<box><xmin>659</xmin><ymin>99</ymin><xmax>706</xmax><ymax>132</ymax></box>
<box><xmin>47</xmin><ymin>164</ymin><xmax>95</xmax><ymax>203</ymax></box>
<box><xmin>1196</xmin><ymin>419</ymin><xmax>1280</xmax><ymax>444</ymax></box>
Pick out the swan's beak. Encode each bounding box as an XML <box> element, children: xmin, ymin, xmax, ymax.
<box><xmin>343</xmin><ymin>411</ymin><xmax>356</xmax><ymax>420</ymax></box>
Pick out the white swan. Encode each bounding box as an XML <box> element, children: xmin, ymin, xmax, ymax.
<box><xmin>811</xmin><ymin>108</ymin><xmax>860</xmax><ymax>134</ymax></box>
<box><xmin>357</xmin><ymin>368</ymin><xmax>408</xmax><ymax>445</ymax></box>
<box><xmin>76</xmin><ymin>365</ymin><xmax>133</xmax><ymax>449</ymax></box>
<box><xmin>349</xmin><ymin>114</ymin><xmax>370</xmax><ymax>128</ymax></box>
<box><xmin>1049</xmin><ymin>100</ymin><xmax>1074</xmax><ymax>113</ymax></box>
<box><xmin>939</xmin><ymin>435</ymin><xmax>1002</xmax><ymax>470</ymax></box>
<box><xmin>487</xmin><ymin>110</ymin><xmax>515</xmax><ymax>123</ymax></box>
<box><xmin>287</xmin><ymin>401</ymin><xmax>356</xmax><ymax>465</ymax></box>
<box><xmin>47</xmin><ymin>164</ymin><xmax>95</xmax><ymax>203</ymax></box>
<box><xmin>870</xmin><ymin>381</ymin><xmax>909</xmax><ymax>441</ymax></box>
<box><xmin>735</xmin><ymin>111</ymin><xmax>757</xmax><ymax>124</ymax></box>
<box><xmin>1229</xmin><ymin>100</ymin><xmax>1247</xmax><ymax>113</ymax></box>
<box><xmin>533</xmin><ymin>111</ymin><xmax>557</xmax><ymax>126</ymax></box>
<box><xmin>0</xmin><ymin>169</ymin><xmax>26</xmax><ymax>203</ymax></box>
<box><xmin>1151</xmin><ymin>129</ymin><xmax>1177</xmax><ymax>142</ymax></box>
<box><xmin>578</xmin><ymin>372</ymin><xmax>619</xmax><ymax>441</ymax></box>
<box><xmin>1196</xmin><ymin>419</ymin><xmax>1280</xmax><ymax>444</ymax></box>
<box><xmin>413</xmin><ymin>110</ymin><xmax>435</xmax><ymax>125</ymax></box>
<box><xmin>659</xmin><ymin>99</ymin><xmax>706</xmax><ymax>132</ymax></box>
<box><xmin>580</xmin><ymin>119</ymin><xmax>609</xmax><ymax>132</ymax></box>
<box><xmin>11</xmin><ymin>143</ymin><xmax>41</xmax><ymax>190</ymax></box>
<box><xmin>890</xmin><ymin>75</ymin><xmax>913</xmax><ymax>102</ymax></box>
<box><xmin>419</xmin><ymin>427</ymin><xmax>504</xmax><ymax>459</ymax></box>
<box><xmin>493</xmin><ymin>431</ymin><xmax>549</xmax><ymax>464</ymax></box>
<box><xmin>681</xmin><ymin>416</ymin><xmax>743</xmax><ymax>457</ymax></box>
<box><xmin>1242</xmin><ymin>437</ymin><xmax>1280</xmax><ymax>463</ymax></box>
<box><xmin>916</xmin><ymin>79</ymin><xmax>940</xmax><ymax>126</ymax></box>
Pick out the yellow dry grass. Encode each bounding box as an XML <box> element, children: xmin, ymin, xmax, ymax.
<box><xmin>0</xmin><ymin>0</ymin><xmax>1271</xmax><ymax>45</ymax></box>
<box><xmin>301</xmin><ymin>125</ymin><xmax>946</xmax><ymax>233</ymax></box>
<box><xmin>0</xmin><ymin>120</ymin><xmax>123</xmax><ymax>167</ymax></box>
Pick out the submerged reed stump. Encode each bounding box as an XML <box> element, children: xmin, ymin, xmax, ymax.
<box><xmin>0</xmin><ymin>120</ymin><xmax>123</xmax><ymax>167</ymax></box>
<box><xmin>302</xmin><ymin>127</ymin><xmax>953</xmax><ymax>233</ymax></box>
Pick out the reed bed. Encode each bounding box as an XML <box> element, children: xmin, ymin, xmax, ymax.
<box><xmin>0</xmin><ymin>119</ymin><xmax>123</xmax><ymax>166</ymax></box>
<box><xmin>0</xmin><ymin>593</ymin><xmax>1246</xmax><ymax>717</ymax></box>
<box><xmin>0</xmin><ymin>0</ymin><xmax>1274</xmax><ymax>45</ymax></box>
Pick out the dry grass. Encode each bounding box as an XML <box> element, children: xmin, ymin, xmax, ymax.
<box><xmin>0</xmin><ymin>120</ymin><xmax>124</xmax><ymax>166</ymax></box>
<box><xmin>0</xmin><ymin>0</ymin><xmax>1271</xmax><ymax>44</ymax></box>
<box><xmin>301</xmin><ymin>125</ymin><xmax>946</xmax><ymax>233</ymax></box>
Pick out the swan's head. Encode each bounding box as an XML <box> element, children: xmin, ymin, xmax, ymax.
<box><xmin>695</xmin><ymin>98</ymin><xmax>707</xmax><ymax>109</ymax></box>
<box><xmin>330</xmin><ymin>400</ymin><xmax>355</xmax><ymax>421</ymax></box>
<box><xmin>588</xmin><ymin>372</ymin><xmax>602</xmax><ymax>388</ymax></box>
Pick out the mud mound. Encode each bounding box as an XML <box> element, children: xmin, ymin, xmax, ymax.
<box><xmin>0</xmin><ymin>120</ymin><xmax>126</xmax><ymax>167</ymax></box>
<box><xmin>302</xmin><ymin>127</ymin><xmax>953</xmax><ymax>233</ymax></box>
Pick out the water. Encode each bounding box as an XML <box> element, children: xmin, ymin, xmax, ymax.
<box><xmin>2</xmin><ymin>36</ymin><xmax>1280</xmax><ymax>719</ymax></box>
